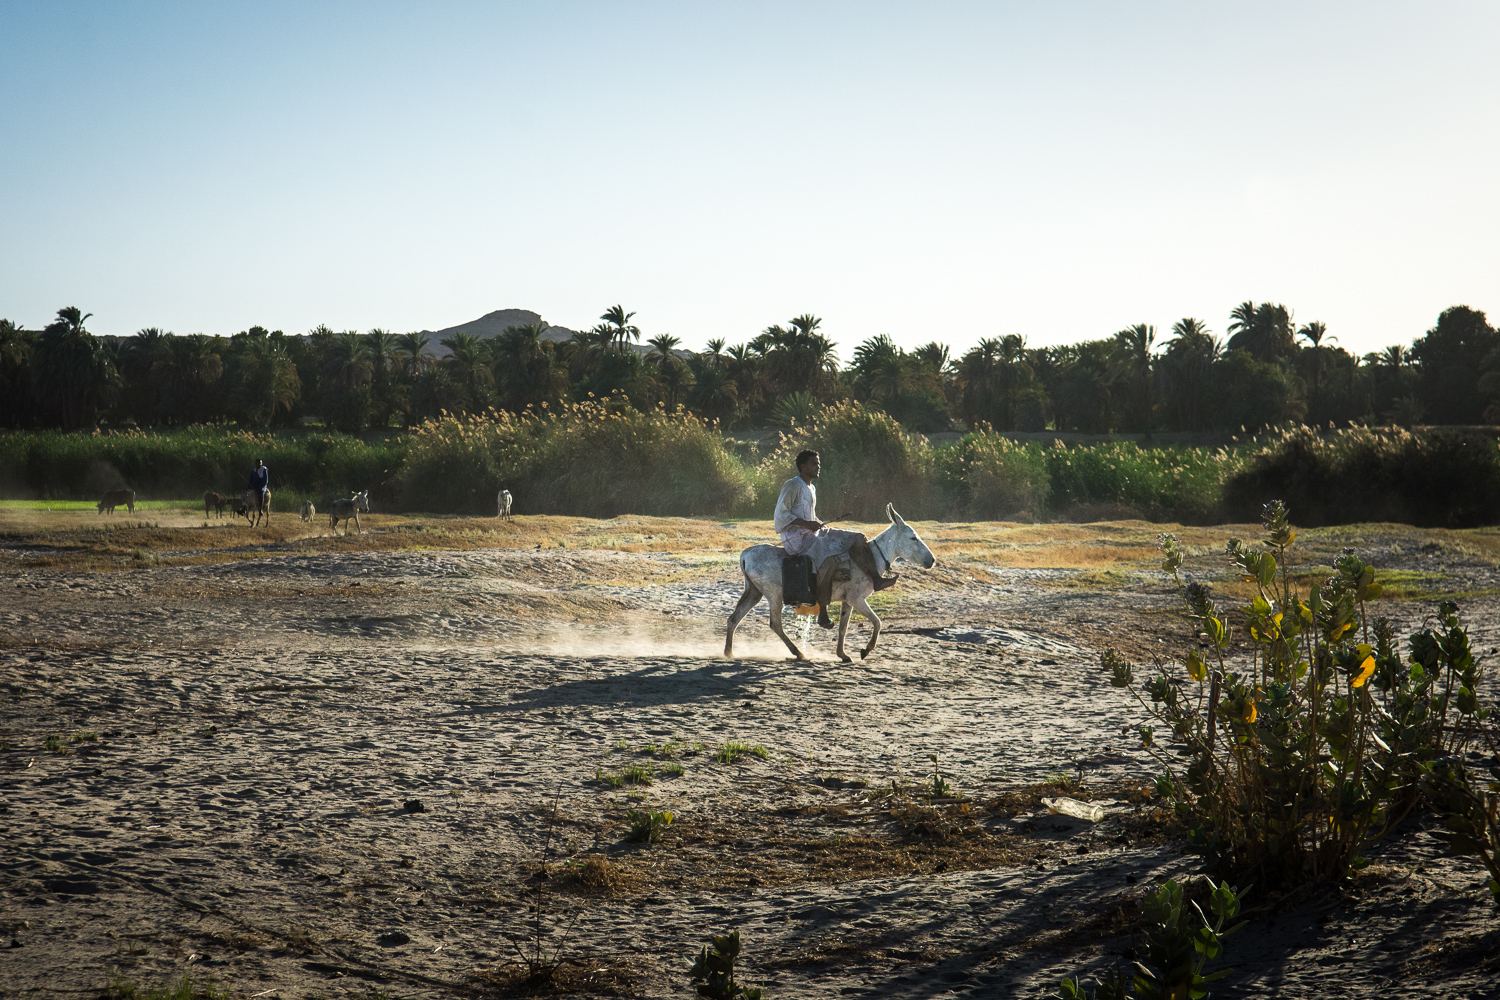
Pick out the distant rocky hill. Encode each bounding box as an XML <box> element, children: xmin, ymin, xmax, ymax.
<box><xmin>418</xmin><ymin>309</ymin><xmax>579</xmax><ymax>357</ymax></box>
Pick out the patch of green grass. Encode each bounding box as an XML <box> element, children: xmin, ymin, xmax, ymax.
<box><xmin>594</xmin><ymin>762</ymin><xmax>654</xmax><ymax>788</ymax></box>
<box><xmin>71</xmin><ymin>730</ymin><xmax>98</xmax><ymax>743</ymax></box>
<box><xmin>716</xmin><ymin>741</ymin><xmax>769</xmax><ymax>764</ymax></box>
<box><xmin>107</xmin><ymin>972</ymin><xmax>231</xmax><ymax>1000</ymax></box>
<box><xmin>0</xmin><ymin>499</ymin><xmax>197</xmax><ymax>511</ymax></box>
<box><xmin>661</xmin><ymin>762</ymin><xmax>686</xmax><ymax>778</ymax></box>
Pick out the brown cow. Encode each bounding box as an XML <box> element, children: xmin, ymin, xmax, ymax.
<box><xmin>96</xmin><ymin>489</ymin><xmax>136</xmax><ymax>515</ymax></box>
<box><xmin>204</xmin><ymin>491</ymin><xmax>226</xmax><ymax>518</ymax></box>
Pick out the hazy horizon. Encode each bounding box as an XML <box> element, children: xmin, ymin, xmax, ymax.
<box><xmin>3</xmin><ymin>1</ymin><xmax>1497</xmax><ymax>359</ymax></box>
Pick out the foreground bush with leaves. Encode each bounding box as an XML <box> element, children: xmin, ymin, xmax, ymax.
<box><xmin>687</xmin><ymin>929</ymin><xmax>762</xmax><ymax>1000</ymax></box>
<box><xmin>1107</xmin><ymin>501</ymin><xmax>1495</xmax><ymax>895</ymax></box>
<box><xmin>1055</xmin><ymin>879</ymin><xmax>1247</xmax><ymax>1000</ymax></box>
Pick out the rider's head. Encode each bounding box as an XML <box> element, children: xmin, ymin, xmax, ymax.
<box><xmin>796</xmin><ymin>450</ymin><xmax>820</xmax><ymax>479</ymax></box>
<box><xmin>255</xmin><ymin>459</ymin><xmax>264</xmax><ymax>468</ymax></box>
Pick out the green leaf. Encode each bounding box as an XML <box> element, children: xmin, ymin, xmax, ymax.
<box><xmin>1257</xmin><ymin>551</ymin><xmax>1277</xmax><ymax>587</ymax></box>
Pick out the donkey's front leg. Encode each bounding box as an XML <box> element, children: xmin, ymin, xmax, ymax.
<box><xmin>854</xmin><ymin>596</ymin><xmax>882</xmax><ymax>660</ymax></box>
<box><xmin>835</xmin><ymin>601</ymin><xmax>854</xmax><ymax>663</ymax></box>
<box><xmin>768</xmin><ymin>601</ymin><xmax>805</xmax><ymax>660</ymax></box>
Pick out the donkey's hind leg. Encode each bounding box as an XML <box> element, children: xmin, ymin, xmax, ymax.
<box><xmin>768</xmin><ymin>600</ymin><xmax>805</xmax><ymax>660</ymax></box>
<box><xmin>724</xmin><ymin>581</ymin><xmax>763</xmax><ymax>657</ymax></box>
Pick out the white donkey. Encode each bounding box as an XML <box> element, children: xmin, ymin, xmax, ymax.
<box><xmin>329</xmin><ymin>490</ymin><xmax>370</xmax><ymax>536</ymax></box>
<box><xmin>725</xmin><ymin>504</ymin><xmax>936</xmax><ymax>663</ymax></box>
<box><xmin>497</xmin><ymin>488</ymin><xmax>512</xmax><ymax>520</ymax></box>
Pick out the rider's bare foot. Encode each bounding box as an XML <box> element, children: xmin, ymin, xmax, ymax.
<box><xmin>872</xmin><ymin>574</ymin><xmax>900</xmax><ymax>592</ymax></box>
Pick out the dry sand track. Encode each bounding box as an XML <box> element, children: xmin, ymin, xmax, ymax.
<box><xmin>3</xmin><ymin>514</ymin><xmax>1500</xmax><ymax>998</ymax></box>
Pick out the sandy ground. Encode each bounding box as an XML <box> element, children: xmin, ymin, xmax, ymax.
<box><xmin>2</xmin><ymin>512</ymin><xmax>1500</xmax><ymax>998</ymax></box>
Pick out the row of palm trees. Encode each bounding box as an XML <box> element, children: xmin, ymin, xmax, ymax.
<box><xmin>0</xmin><ymin>302</ymin><xmax>1491</xmax><ymax>432</ymax></box>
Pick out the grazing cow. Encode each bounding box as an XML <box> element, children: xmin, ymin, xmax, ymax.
<box><xmin>300</xmin><ymin>501</ymin><xmax>315</xmax><ymax>523</ymax></box>
<box><xmin>97</xmin><ymin>489</ymin><xmax>136</xmax><ymax>515</ymax></box>
<box><xmin>204</xmin><ymin>491</ymin><xmax>226</xmax><ymax>518</ymax></box>
<box><xmin>497</xmin><ymin>488</ymin><xmax>512</xmax><ymax>520</ymax></box>
<box><xmin>241</xmin><ymin>487</ymin><xmax>271</xmax><ymax>527</ymax></box>
<box><xmin>329</xmin><ymin>490</ymin><xmax>370</xmax><ymax>536</ymax></box>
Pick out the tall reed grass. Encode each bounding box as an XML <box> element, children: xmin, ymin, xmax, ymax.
<box><xmin>759</xmin><ymin>402</ymin><xmax>938</xmax><ymax>520</ymax></box>
<box><xmin>1223</xmin><ymin>426</ymin><xmax>1500</xmax><ymax>527</ymax></box>
<box><xmin>398</xmin><ymin>396</ymin><xmax>756</xmax><ymax>516</ymax></box>
<box><xmin>6</xmin><ymin>418</ymin><xmax>1499</xmax><ymax>527</ymax></box>
<box><xmin>0</xmin><ymin>428</ymin><xmax>403</xmax><ymax>506</ymax></box>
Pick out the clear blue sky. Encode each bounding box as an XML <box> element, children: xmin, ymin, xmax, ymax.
<box><xmin>2</xmin><ymin>1</ymin><xmax>1496</xmax><ymax>358</ymax></box>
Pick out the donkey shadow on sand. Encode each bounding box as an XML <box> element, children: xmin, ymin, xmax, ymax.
<box><xmin>726</xmin><ymin>504</ymin><xmax>937</xmax><ymax>663</ymax></box>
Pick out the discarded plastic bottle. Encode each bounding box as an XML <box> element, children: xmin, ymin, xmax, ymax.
<box><xmin>1042</xmin><ymin>796</ymin><xmax>1104</xmax><ymax>822</ymax></box>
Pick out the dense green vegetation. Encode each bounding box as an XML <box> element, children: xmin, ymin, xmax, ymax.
<box><xmin>0</xmin><ymin>427</ymin><xmax>403</xmax><ymax>509</ymax></box>
<box><xmin>9</xmin><ymin>402</ymin><xmax>1500</xmax><ymax>526</ymax></box>
<box><xmin>1</xmin><ymin>301</ymin><xmax>1495</xmax><ymax>437</ymax></box>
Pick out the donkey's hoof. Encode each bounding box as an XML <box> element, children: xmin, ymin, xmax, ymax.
<box><xmin>839</xmin><ymin>654</ymin><xmax>853</xmax><ymax>664</ymax></box>
<box><xmin>859</xmin><ymin>649</ymin><xmax>872</xmax><ymax>660</ymax></box>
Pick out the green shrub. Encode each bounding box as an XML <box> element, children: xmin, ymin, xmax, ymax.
<box><xmin>760</xmin><ymin>400</ymin><xmax>937</xmax><ymax>520</ymax></box>
<box><xmin>1223</xmin><ymin>426</ymin><xmax>1500</xmax><ymax>527</ymax></box>
<box><xmin>1055</xmin><ymin>879</ymin><xmax>1246</xmax><ymax>1000</ymax></box>
<box><xmin>688</xmin><ymin>929</ymin><xmax>761</xmax><ymax>1000</ymax></box>
<box><xmin>399</xmin><ymin>396</ymin><xmax>756</xmax><ymax>515</ymax></box>
<box><xmin>626</xmin><ymin>808</ymin><xmax>674</xmax><ymax>843</ymax></box>
<box><xmin>1046</xmin><ymin>441</ymin><xmax>1233</xmax><ymax>523</ymax></box>
<box><xmin>1112</xmin><ymin>503</ymin><xmax>1493</xmax><ymax>889</ymax></box>
<box><xmin>935</xmin><ymin>430</ymin><xmax>1050</xmax><ymax>518</ymax></box>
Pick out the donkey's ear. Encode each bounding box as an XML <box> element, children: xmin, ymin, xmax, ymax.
<box><xmin>886</xmin><ymin>503</ymin><xmax>896</xmax><ymax>523</ymax></box>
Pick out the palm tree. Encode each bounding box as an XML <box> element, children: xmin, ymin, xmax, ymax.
<box><xmin>912</xmin><ymin>342</ymin><xmax>950</xmax><ymax>376</ymax></box>
<box><xmin>1377</xmin><ymin>344</ymin><xmax>1410</xmax><ymax>368</ymax></box>
<box><xmin>956</xmin><ymin>336</ymin><xmax>1038</xmax><ymax>430</ymax></box>
<box><xmin>1114</xmin><ymin>323</ymin><xmax>1156</xmax><ymax>432</ymax></box>
<box><xmin>1227</xmin><ymin>302</ymin><xmax>1256</xmax><ymax>340</ymax></box>
<box><xmin>788</xmin><ymin>314</ymin><xmax>822</xmax><ymax>338</ymax></box>
<box><xmin>601</xmin><ymin>305</ymin><xmax>639</xmax><ymax>350</ymax></box>
<box><xmin>0</xmin><ymin>319</ymin><xmax>35</xmax><ymax>427</ymax></box>
<box><xmin>493</xmin><ymin>322</ymin><xmax>566</xmax><ymax>412</ymax></box>
<box><xmin>655</xmin><ymin>354</ymin><xmax>695</xmax><ymax>409</ymax></box>
<box><xmin>230</xmin><ymin>330</ymin><xmax>300</xmax><ymax>426</ymax></box>
<box><xmin>395</xmin><ymin>332</ymin><xmax>432</xmax><ymax>379</ymax></box>
<box><xmin>1227</xmin><ymin>302</ymin><xmax>1297</xmax><ymax>361</ymax></box>
<box><xmin>1160</xmin><ymin>319</ymin><xmax>1221</xmax><ymax>431</ymax></box>
<box><xmin>441</xmin><ymin>331</ymin><xmax>495</xmax><ymax>411</ymax></box>
<box><xmin>687</xmin><ymin>361</ymin><xmax>739</xmax><ymax>424</ymax></box>
<box><xmin>1297</xmin><ymin>321</ymin><xmax>1334</xmax><ymax>417</ymax></box>
<box><xmin>646</xmin><ymin>333</ymin><xmax>682</xmax><ymax>369</ymax></box>
<box><xmin>704</xmin><ymin>338</ymin><xmax>726</xmax><ymax>367</ymax></box>
<box><xmin>34</xmin><ymin>307</ymin><xmax>118</xmax><ymax>428</ymax></box>
<box><xmin>173</xmin><ymin>334</ymin><xmax>225</xmax><ymax>423</ymax></box>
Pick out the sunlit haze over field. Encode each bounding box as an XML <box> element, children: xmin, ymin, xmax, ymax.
<box><xmin>2</xmin><ymin>1</ymin><xmax>1496</xmax><ymax>356</ymax></box>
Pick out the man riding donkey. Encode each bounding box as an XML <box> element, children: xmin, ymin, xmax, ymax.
<box><xmin>247</xmin><ymin>459</ymin><xmax>270</xmax><ymax>512</ymax></box>
<box><xmin>773</xmin><ymin>449</ymin><xmax>898</xmax><ymax>629</ymax></box>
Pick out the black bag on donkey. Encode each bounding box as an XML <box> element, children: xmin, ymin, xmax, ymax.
<box><xmin>782</xmin><ymin>554</ymin><xmax>817</xmax><ymax>606</ymax></box>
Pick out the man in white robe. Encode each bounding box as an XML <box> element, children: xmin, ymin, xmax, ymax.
<box><xmin>773</xmin><ymin>449</ymin><xmax>897</xmax><ymax>628</ymax></box>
